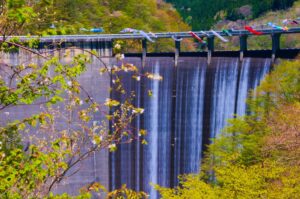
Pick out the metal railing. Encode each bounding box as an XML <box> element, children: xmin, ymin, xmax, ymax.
<box><xmin>12</xmin><ymin>27</ymin><xmax>300</xmax><ymax>42</ymax></box>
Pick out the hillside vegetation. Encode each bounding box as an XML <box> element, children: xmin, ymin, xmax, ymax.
<box><xmin>1</xmin><ymin>0</ymin><xmax>189</xmax><ymax>35</ymax></box>
<box><xmin>212</xmin><ymin>0</ymin><xmax>300</xmax><ymax>50</ymax></box>
<box><xmin>166</xmin><ymin>0</ymin><xmax>297</xmax><ymax>30</ymax></box>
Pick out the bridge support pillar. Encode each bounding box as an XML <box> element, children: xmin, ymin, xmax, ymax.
<box><xmin>108</xmin><ymin>39</ymin><xmax>114</xmax><ymax>56</ymax></box>
<box><xmin>239</xmin><ymin>35</ymin><xmax>248</xmax><ymax>61</ymax></box>
<box><xmin>175</xmin><ymin>40</ymin><xmax>181</xmax><ymax>67</ymax></box>
<box><xmin>142</xmin><ymin>39</ymin><xmax>147</xmax><ymax>68</ymax></box>
<box><xmin>207</xmin><ymin>36</ymin><xmax>214</xmax><ymax>65</ymax></box>
<box><xmin>272</xmin><ymin>33</ymin><xmax>281</xmax><ymax>63</ymax></box>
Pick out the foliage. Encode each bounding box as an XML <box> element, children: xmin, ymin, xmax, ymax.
<box><xmin>0</xmin><ymin>41</ymin><xmax>158</xmax><ymax>197</ymax></box>
<box><xmin>247</xmin><ymin>0</ymin><xmax>300</xmax><ymax>49</ymax></box>
<box><xmin>0</xmin><ymin>1</ymin><xmax>164</xmax><ymax>198</ymax></box>
<box><xmin>1</xmin><ymin>0</ymin><xmax>194</xmax><ymax>52</ymax></box>
<box><xmin>107</xmin><ymin>185</ymin><xmax>149</xmax><ymax>199</ymax></box>
<box><xmin>0</xmin><ymin>0</ymin><xmax>189</xmax><ymax>36</ymax></box>
<box><xmin>156</xmin><ymin>60</ymin><xmax>300</xmax><ymax>198</ymax></box>
<box><xmin>0</xmin><ymin>0</ymin><xmax>36</xmax><ymax>36</ymax></box>
<box><xmin>166</xmin><ymin>0</ymin><xmax>296</xmax><ymax>30</ymax></box>
<box><xmin>0</xmin><ymin>48</ymin><xmax>131</xmax><ymax>197</ymax></box>
<box><xmin>213</xmin><ymin>0</ymin><xmax>300</xmax><ymax>50</ymax></box>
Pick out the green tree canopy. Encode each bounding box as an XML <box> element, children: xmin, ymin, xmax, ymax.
<box><xmin>1</xmin><ymin>0</ymin><xmax>190</xmax><ymax>36</ymax></box>
<box><xmin>166</xmin><ymin>0</ymin><xmax>296</xmax><ymax>30</ymax></box>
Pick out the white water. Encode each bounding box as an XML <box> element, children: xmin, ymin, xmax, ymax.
<box><xmin>148</xmin><ymin>61</ymin><xmax>160</xmax><ymax>199</ymax></box>
<box><xmin>174</xmin><ymin>57</ymin><xmax>207</xmax><ymax>184</ymax></box>
<box><xmin>237</xmin><ymin>58</ymin><xmax>271</xmax><ymax>116</ymax></box>
<box><xmin>109</xmin><ymin>57</ymin><xmax>271</xmax><ymax>198</ymax></box>
<box><xmin>210</xmin><ymin>58</ymin><xmax>239</xmax><ymax>138</ymax></box>
<box><xmin>2</xmin><ymin>46</ymin><xmax>274</xmax><ymax>198</ymax></box>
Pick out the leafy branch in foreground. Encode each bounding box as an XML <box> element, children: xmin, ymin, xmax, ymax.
<box><xmin>0</xmin><ymin>34</ymin><xmax>163</xmax><ymax>198</ymax></box>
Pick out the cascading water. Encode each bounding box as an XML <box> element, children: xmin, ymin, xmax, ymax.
<box><xmin>147</xmin><ymin>61</ymin><xmax>159</xmax><ymax>198</ymax></box>
<box><xmin>1</xmin><ymin>40</ymin><xmax>277</xmax><ymax>198</ymax></box>
<box><xmin>109</xmin><ymin>57</ymin><xmax>142</xmax><ymax>191</ymax></box>
<box><xmin>143</xmin><ymin>57</ymin><xmax>174</xmax><ymax>199</ymax></box>
<box><xmin>209</xmin><ymin>58</ymin><xmax>239</xmax><ymax>138</ymax></box>
<box><xmin>110</xmin><ymin>56</ymin><xmax>272</xmax><ymax>198</ymax></box>
<box><xmin>236</xmin><ymin>58</ymin><xmax>271</xmax><ymax>116</ymax></box>
<box><xmin>173</xmin><ymin>57</ymin><xmax>207</xmax><ymax>184</ymax></box>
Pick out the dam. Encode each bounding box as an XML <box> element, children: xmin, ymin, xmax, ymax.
<box><xmin>1</xmin><ymin>28</ymin><xmax>300</xmax><ymax>198</ymax></box>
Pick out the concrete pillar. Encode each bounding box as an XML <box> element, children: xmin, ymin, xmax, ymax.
<box><xmin>142</xmin><ymin>39</ymin><xmax>147</xmax><ymax>68</ymax></box>
<box><xmin>272</xmin><ymin>33</ymin><xmax>281</xmax><ymax>62</ymax></box>
<box><xmin>175</xmin><ymin>40</ymin><xmax>181</xmax><ymax>67</ymax></box>
<box><xmin>207</xmin><ymin>36</ymin><xmax>214</xmax><ymax>65</ymax></box>
<box><xmin>239</xmin><ymin>35</ymin><xmax>248</xmax><ymax>61</ymax></box>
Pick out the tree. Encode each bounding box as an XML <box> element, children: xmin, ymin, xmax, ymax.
<box><xmin>0</xmin><ymin>0</ymin><xmax>189</xmax><ymax>36</ymax></box>
<box><xmin>165</xmin><ymin>0</ymin><xmax>297</xmax><ymax>30</ymax></box>
<box><xmin>156</xmin><ymin>59</ymin><xmax>300</xmax><ymax>198</ymax></box>
<box><xmin>0</xmin><ymin>1</ymin><xmax>158</xmax><ymax>198</ymax></box>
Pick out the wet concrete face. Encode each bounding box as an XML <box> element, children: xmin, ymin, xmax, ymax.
<box><xmin>1</xmin><ymin>43</ymin><xmax>272</xmax><ymax>198</ymax></box>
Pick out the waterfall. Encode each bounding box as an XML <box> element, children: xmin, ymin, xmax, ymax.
<box><xmin>143</xmin><ymin>57</ymin><xmax>174</xmax><ymax>199</ymax></box>
<box><xmin>109</xmin><ymin>56</ymin><xmax>271</xmax><ymax>198</ymax></box>
<box><xmin>236</xmin><ymin>58</ymin><xmax>271</xmax><ymax>116</ymax></box>
<box><xmin>1</xmin><ymin>41</ymin><xmax>276</xmax><ymax>198</ymax></box>
<box><xmin>109</xmin><ymin>57</ymin><xmax>142</xmax><ymax>191</ymax></box>
<box><xmin>148</xmin><ymin>61</ymin><xmax>159</xmax><ymax>198</ymax></box>
<box><xmin>173</xmin><ymin>57</ymin><xmax>207</xmax><ymax>184</ymax></box>
<box><xmin>209</xmin><ymin>58</ymin><xmax>239</xmax><ymax>138</ymax></box>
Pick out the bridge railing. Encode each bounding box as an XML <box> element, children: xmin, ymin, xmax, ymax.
<box><xmin>12</xmin><ymin>27</ymin><xmax>300</xmax><ymax>41</ymax></box>
<box><xmin>7</xmin><ymin>27</ymin><xmax>300</xmax><ymax>63</ymax></box>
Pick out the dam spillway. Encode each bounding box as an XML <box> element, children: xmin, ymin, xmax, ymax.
<box><xmin>1</xmin><ymin>35</ymin><xmax>299</xmax><ymax>198</ymax></box>
<box><xmin>109</xmin><ymin>56</ymin><xmax>271</xmax><ymax>199</ymax></box>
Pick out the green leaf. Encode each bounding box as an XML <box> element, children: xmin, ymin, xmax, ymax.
<box><xmin>141</xmin><ymin>139</ymin><xmax>148</xmax><ymax>145</ymax></box>
<box><xmin>104</xmin><ymin>98</ymin><xmax>120</xmax><ymax>107</ymax></box>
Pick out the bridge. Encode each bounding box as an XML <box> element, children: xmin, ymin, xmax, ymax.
<box><xmin>10</xmin><ymin>27</ymin><xmax>300</xmax><ymax>63</ymax></box>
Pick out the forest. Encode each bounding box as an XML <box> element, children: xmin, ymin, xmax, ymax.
<box><xmin>166</xmin><ymin>0</ymin><xmax>296</xmax><ymax>29</ymax></box>
<box><xmin>0</xmin><ymin>0</ymin><xmax>189</xmax><ymax>35</ymax></box>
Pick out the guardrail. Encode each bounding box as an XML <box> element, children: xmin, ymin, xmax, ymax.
<box><xmin>6</xmin><ymin>27</ymin><xmax>300</xmax><ymax>63</ymax></box>
<box><xmin>11</xmin><ymin>27</ymin><xmax>300</xmax><ymax>42</ymax></box>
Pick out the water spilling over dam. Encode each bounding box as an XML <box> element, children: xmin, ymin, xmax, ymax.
<box><xmin>1</xmin><ymin>34</ymin><xmax>299</xmax><ymax>198</ymax></box>
<box><xmin>109</xmin><ymin>56</ymin><xmax>271</xmax><ymax>198</ymax></box>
